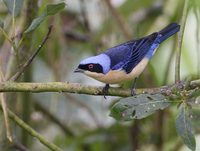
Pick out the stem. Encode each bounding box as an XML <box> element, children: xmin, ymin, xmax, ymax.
<box><xmin>0</xmin><ymin>106</ymin><xmax>63</xmax><ymax>151</ymax></box>
<box><xmin>21</xmin><ymin>67</ymin><xmax>32</xmax><ymax>146</ymax></box>
<box><xmin>194</xmin><ymin>8</ymin><xmax>200</xmax><ymax>78</ymax></box>
<box><xmin>0</xmin><ymin>28</ymin><xmax>17</xmax><ymax>51</ymax></box>
<box><xmin>175</xmin><ymin>0</ymin><xmax>189</xmax><ymax>82</ymax></box>
<box><xmin>19</xmin><ymin>0</ymin><xmax>38</xmax><ymax>146</ymax></box>
<box><xmin>0</xmin><ymin>68</ymin><xmax>13</xmax><ymax>142</ymax></box>
<box><xmin>17</xmin><ymin>35</ymin><xmax>24</xmax><ymax>49</ymax></box>
<box><xmin>154</xmin><ymin>110</ymin><xmax>164</xmax><ymax>151</ymax></box>
<box><xmin>11</xmin><ymin>0</ymin><xmax>20</xmax><ymax>65</ymax></box>
<box><xmin>12</xmin><ymin>0</ymin><xmax>16</xmax><ymax>39</ymax></box>
<box><xmin>130</xmin><ymin>121</ymin><xmax>140</xmax><ymax>150</ymax></box>
<box><xmin>0</xmin><ymin>93</ymin><xmax>13</xmax><ymax>142</ymax></box>
<box><xmin>103</xmin><ymin>0</ymin><xmax>132</xmax><ymax>40</ymax></box>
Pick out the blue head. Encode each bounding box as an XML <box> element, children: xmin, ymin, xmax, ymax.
<box><xmin>75</xmin><ymin>54</ymin><xmax>111</xmax><ymax>76</ymax></box>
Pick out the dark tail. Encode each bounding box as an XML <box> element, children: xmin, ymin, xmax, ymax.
<box><xmin>158</xmin><ymin>23</ymin><xmax>180</xmax><ymax>43</ymax></box>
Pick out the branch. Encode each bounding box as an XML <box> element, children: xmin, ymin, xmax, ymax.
<box><xmin>9</xmin><ymin>26</ymin><xmax>53</xmax><ymax>81</ymax></box>
<box><xmin>0</xmin><ymin>80</ymin><xmax>199</xmax><ymax>97</ymax></box>
<box><xmin>0</xmin><ymin>106</ymin><xmax>63</xmax><ymax>151</ymax></box>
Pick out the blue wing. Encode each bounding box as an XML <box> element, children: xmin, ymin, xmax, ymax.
<box><xmin>104</xmin><ymin>33</ymin><xmax>158</xmax><ymax>73</ymax></box>
<box><xmin>123</xmin><ymin>33</ymin><xmax>159</xmax><ymax>73</ymax></box>
<box><xmin>104</xmin><ymin>23</ymin><xmax>180</xmax><ymax>74</ymax></box>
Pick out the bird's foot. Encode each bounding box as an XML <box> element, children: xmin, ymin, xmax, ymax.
<box><xmin>131</xmin><ymin>88</ymin><xmax>136</xmax><ymax>96</ymax></box>
<box><xmin>131</xmin><ymin>78</ymin><xmax>138</xmax><ymax>96</ymax></box>
<box><xmin>102</xmin><ymin>84</ymin><xmax>109</xmax><ymax>99</ymax></box>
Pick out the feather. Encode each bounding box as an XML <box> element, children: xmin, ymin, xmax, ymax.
<box><xmin>123</xmin><ymin>33</ymin><xmax>158</xmax><ymax>73</ymax></box>
<box><xmin>103</xmin><ymin>23</ymin><xmax>180</xmax><ymax>74</ymax></box>
<box><xmin>104</xmin><ymin>33</ymin><xmax>158</xmax><ymax>73</ymax></box>
<box><xmin>158</xmin><ymin>23</ymin><xmax>180</xmax><ymax>43</ymax></box>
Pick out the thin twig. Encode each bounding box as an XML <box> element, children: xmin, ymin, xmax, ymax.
<box><xmin>175</xmin><ymin>0</ymin><xmax>189</xmax><ymax>82</ymax></box>
<box><xmin>0</xmin><ymin>79</ymin><xmax>199</xmax><ymax>97</ymax></box>
<box><xmin>103</xmin><ymin>0</ymin><xmax>132</xmax><ymax>40</ymax></box>
<box><xmin>64</xmin><ymin>94</ymin><xmax>101</xmax><ymax>127</ymax></box>
<box><xmin>8</xmin><ymin>26</ymin><xmax>53</xmax><ymax>81</ymax></box>
<box><xmin>34</xmin><ymin>101</ymin><xmax>74</xmax><ymax>137</ymax></box>
<box><xmin>11</xmin><ymin>141</ymin><xmax>30</xmax><ymax>151</ymax></box>
<box><xmin>130</xmin><ymin>121</ymin><xmax>140</xmax><ymax>150</ymax></box>
<box><xmin>0</xmin><ymin>106</ymin><xmax>63</xmax><ymax>151</ymax></box>
<box><xmin>154</xmin><ymin>110</ymin><xmax>165</xmax><ymax>151</ymax></box>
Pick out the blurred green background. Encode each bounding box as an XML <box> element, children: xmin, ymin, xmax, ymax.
<box><xmin>0</xmin><ymin>0</ymin><xmax>200</xmax><ymax>151</ymax></box>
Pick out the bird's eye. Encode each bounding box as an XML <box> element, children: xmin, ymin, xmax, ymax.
<box><xmin>88</xmin><ymin>64</ymin><xmax>94</xmax><ymax>70</ymax></box>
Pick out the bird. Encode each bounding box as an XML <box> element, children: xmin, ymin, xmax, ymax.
<box><xmin>74</xmin><ymin>23</ymin><xmax>180</xmax><ymax>97</ymax></box>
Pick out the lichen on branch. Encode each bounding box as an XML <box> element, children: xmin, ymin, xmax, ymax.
<box><xmin>0</xmin><ymin>80</ymin><xmax>199</xmax><ymax>97</ymax></box>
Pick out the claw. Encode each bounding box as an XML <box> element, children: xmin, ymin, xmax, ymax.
<box><xmin>131</xmin><ymin>78</ymin><xmax>138</xmax><ymax>96</ymax></box>
<box><xmin>102</xmin><ymin>84</ymin><xmax>109</xmax><ymax>99</ymax></box>
<box><xmin>131</xmin><ymin>88</ymin><xmax>136</xmax><ymax>96</ymax></box>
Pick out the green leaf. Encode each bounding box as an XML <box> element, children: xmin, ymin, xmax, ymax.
<box><xmin>24</xmin><ymin>13</ymin><xmax>47</xmax><ymax>33</ymax></box>
<box><xmin>0</xmin><ymin>20</ymin><xmax>4</xmax><ymax>29</ymax></box>
<box><xmin>110</xmin><ymin>94</ymin><xmax>171</xmax><ymax>121</ymax></box>
<box><xmin>3</xmin><ymin>0</ymin><xmax>23</xmax><ymax>17</ymax></box>
<box><xmin>46</xmin><ymin>2</ymin><xmax>66</xmax><ymax>16</ymax></box>
<box><xmin>24</xmin><ymin>2</ymin><xmax>66</xmax><ymax>33</ymax></box>
<box><xmin>176</xmin><ymin>105</ymin><xmax>196</xmax><ymax>151</ymax></box>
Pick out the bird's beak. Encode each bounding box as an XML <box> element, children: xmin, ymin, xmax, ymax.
<box><xmin>74</xmin><ymin>68</ymin><xmax>84</xmax><ymax>73</ymax></box>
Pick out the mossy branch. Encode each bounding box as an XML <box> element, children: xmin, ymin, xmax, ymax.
<box><xmin>0</xmin><ymin>80</ymin><xmax>199</xmax><ymax>97</ymax></box>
